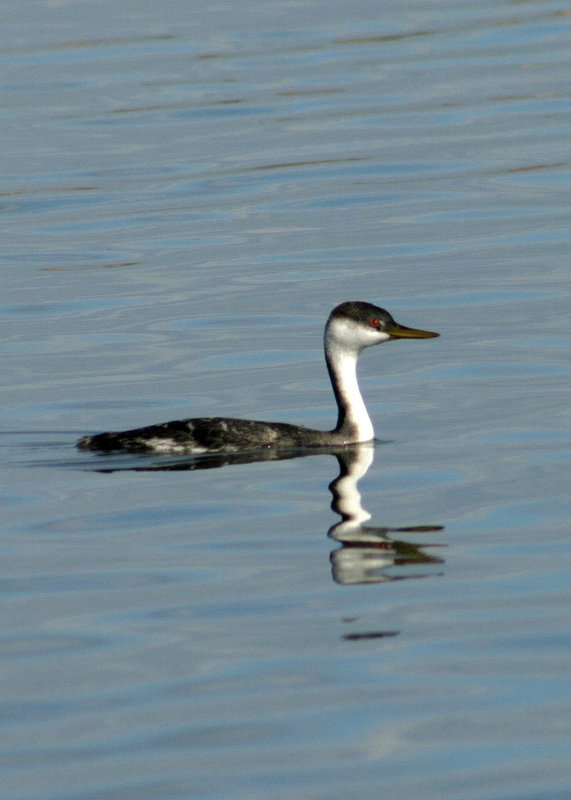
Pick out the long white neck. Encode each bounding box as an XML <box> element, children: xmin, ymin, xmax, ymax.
<box><xmin>325</xmin><ymin>328</ymin><xmax>374</xmax><ymax>442</ymax></box>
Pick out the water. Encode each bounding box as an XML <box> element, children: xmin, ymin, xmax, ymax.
<box><xmin>2</xmin><ymin>1</ymin><xmax>570</xmax><ymax>798</ymax></box>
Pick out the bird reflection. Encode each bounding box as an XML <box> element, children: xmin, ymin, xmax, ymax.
<box><xmin>88</xmin><ymin>442</ymin><xmax>444</xmax><ymax>588</ymax></box>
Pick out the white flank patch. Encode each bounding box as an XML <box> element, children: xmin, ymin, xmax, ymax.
<box><xmin>143</xmin><ymin>438</ymin><xmax>206</xmax><ymax>454</ymax></box>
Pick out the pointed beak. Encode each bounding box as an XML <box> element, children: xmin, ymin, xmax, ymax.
<box><xmin>386</xmin><ymin>323</ymin><xmax>439</xmax><ymax>340</ymax></box>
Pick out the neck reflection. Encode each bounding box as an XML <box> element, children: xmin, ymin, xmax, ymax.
<box><xmin>327</xmin><ymin>444</ymin><xmax>444</xmax><ymax>586</ymax></box>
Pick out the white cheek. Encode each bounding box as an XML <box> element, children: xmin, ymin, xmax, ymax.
<box><xmin>363</xmin><ymin>328</ymin><xmax>390</xmax><ymax>346</ymax></box>
<box><xmin>327</xmin><ymin>317</ymin><xmax>389</xmax><ymax>349</ymax></box>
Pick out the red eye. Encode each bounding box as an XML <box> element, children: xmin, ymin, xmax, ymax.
<box><xmin>370</xmin><ymin>318</ymin><xmax>380</xmax><ymax>328</ymax></box>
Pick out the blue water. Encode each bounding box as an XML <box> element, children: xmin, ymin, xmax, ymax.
<box><xmin>1</xmin><ymin>1</ymin><xmax>570</xmax><ymax>798</ymax></box>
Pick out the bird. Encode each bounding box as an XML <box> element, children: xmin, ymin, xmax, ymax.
<box><xmin>77</xmin><ymin>301</ymin><xmax>439</xmax><ymax>455</ymax></box>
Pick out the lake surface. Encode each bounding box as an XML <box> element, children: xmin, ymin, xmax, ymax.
<box><xmin>1</xmin><ymin>1</ymin><xmax>570</xmax><ymax>798</ymax></box>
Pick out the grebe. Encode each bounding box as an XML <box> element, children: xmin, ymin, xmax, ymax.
<box><xmin>77</xmin><ymin>301</ymin><xmax>438</xmax><ymax>455</ymax></box>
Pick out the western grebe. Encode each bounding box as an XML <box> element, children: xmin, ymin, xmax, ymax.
<box><xmin>77</xmin><ymin>301</ymin><xmax>438</xmax><ymax>455</ymax></box>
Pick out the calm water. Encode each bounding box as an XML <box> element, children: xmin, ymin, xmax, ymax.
<box><xmin>2</xmin><ymin>1</ymin><xmax>570</xmax><ymax>798</ymax></box>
